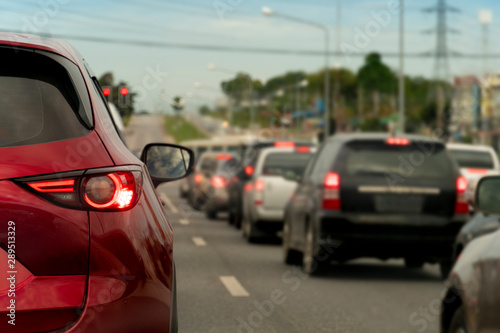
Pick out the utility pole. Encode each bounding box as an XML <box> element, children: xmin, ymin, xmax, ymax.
<box><xmin>423</xmin><ymin>0</ymin><xmax>459</xmax><ymax>137</ymax></box>
<box><xmin>334</xmin><ymin>0</ymin><xmax>341</xmax><ymax>132</ymax></box>
<box><xmin>398</xmin><ymin>0</ymin><xmax>405</xmax><ymax>133</ymax></box>
<box><xmin>479</xmin><ymin>10</ymin><xmax>492</xmax><ymax>78</ymax></box>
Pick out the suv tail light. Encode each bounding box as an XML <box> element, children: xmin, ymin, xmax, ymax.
<box><xmin>21</xmin><ymin>168</ymin><xmax>143</xmax><ymax>211</ymax></box>
<box><xmin>254</xmin><ymin>179</ymin><xmax>265</xmax><ymax>206</ymax></box>
<box><xmin>455</xmin><ymin>176</ymin><xmax>469</xmax><ymax>214</ymax></box>
<box><xmin>323</xmin><ymin>172</ymin><xmax>340</xmax><ymax>210</ymax></box>
<box><xmin>211</xmin><ymin>176</ymin><xmax>229</xmax><ymax>188</ymax></box>
<box><xmin>245</xmin><ymin>165</ymin><xmax>254</xmax><ymax>176</ymax></box>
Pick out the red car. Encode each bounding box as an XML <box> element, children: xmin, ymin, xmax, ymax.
<box><xmin>0</xmin><ymin>33</ymin><xmax>193</xmax><ymax>333</ymax></box>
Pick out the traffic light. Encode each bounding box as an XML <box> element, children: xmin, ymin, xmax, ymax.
<box><xmin>118</xmin><ymin>86</ymin><xmax>130</xmax><ymax>107</ymax></box>
<box><xmin>102</xmin><ymin>87</ymin><xmax>111</xmax><ymax>96</ymax></box>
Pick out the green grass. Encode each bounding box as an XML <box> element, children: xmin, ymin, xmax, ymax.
<box><xmin>164</xmin><ymin>115</ymin><xmax>208</xmax><ymax>143</ymax></box>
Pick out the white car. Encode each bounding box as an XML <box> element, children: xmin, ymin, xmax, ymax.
<box><xmin>242</xmin><ymin>145</ymin><xmax>316</xmax><ymax>242</ymax></box>
<box><xmin>447</xmin><ymin>143</ymin><xmax>500</xmax><ymax>203</ymax></box>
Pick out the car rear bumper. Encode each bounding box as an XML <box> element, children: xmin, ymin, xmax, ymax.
<box><xmin>315</xmin><ymin>211</ymin><xmax>467</xmax><ymax>260</ymax></box>
<box><xmin>251</xmin><ymin>205</ymin><xmax>285</xmax><ymax>223</ymax></box>
<box><xmin>205</xmin><ymin>189</ymin><xmax>229</xmax><ymax>212</ymax></box>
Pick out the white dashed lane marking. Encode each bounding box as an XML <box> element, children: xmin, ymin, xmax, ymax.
<box><xmin>192</xmin><ymin>237</ymin><xmax>207</xmax><ymax>246</ymax></box>
<box><xmin>179</xmin><ymin>218</ymin><xmax>190</xmax><ymax>225</ymax></box>
<box><xmin>161</xmin><ymin>195</ymin><xmax>179</xmax><ymax>214</ymax></box>
<box><xmin>219</xmin><ymin>276</ymin><xmax>250</xmax><ymax>297</ymax></box>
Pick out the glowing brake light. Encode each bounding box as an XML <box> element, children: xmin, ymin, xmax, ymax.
<box><xmin>466</xmin><ymin>168</ymin><xmax>488</xmax><ymax>174</ymax></box>
<box><xmin>386</xmin><ymin>137</ymin><xmax>410</xmax><ymax>145</ymax></box>
<box><xmin>83</xmin><ymin>173</ymin><xmax>135</xmax><ymax>209</ymax></box>
<box><xmin>295</xmin><ymin>146</ymin><xmax>310</xmax><ymax>153</ymax></box>
<box><xmin>194</xmin><ymin>173</ymin><xmax>203</xmax><ymax>183</ymax></box>
<box><xmin>323</xmin><ymin>172</ymin><xmax>340</xmax><ymax>210</ymax></box>
<box><xmin>455</xmin><ymin>176</ymin><xmax>469</xmax><ymax>214</ymax></box>
<box><xmin>217</xmin><ymin>154</ymin><xmax>231</xmax><ymax>160</ymax></box>
<box><xmin>253</xmin><ymin>179</ymin><xmax>265</xmax><ymax>206</ymax></box>
<box><xmin>211</xmin><ymin>176</ymin><xmax>229</xmax><ymax>188</ymax></box>
<box><xmin>274</xmin><ymin>141</ymin><xmax>295</xmax><ymax>148</ymax></box>
<box><xmin>24</xmin><ymin>170</ymin><xmax>142</xmax><ymax>211</ymax></box>
<box><xmin>28</xmin><ymin>179</ymin><xmax>75</xmax><ymax>193</ymax></box>
<box><xmin>245</xmin><ymin>165</ymin><xmax>254</xmax><ymax>176</ymax></box>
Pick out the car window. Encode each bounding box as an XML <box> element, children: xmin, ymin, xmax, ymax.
<box><xmin>449</xmin><ymin>149</ymin><xmax>495</xmax><ymax>169</ymax></box>
<box><xmin>338</xmin><ymin>141</ymin><xmax>452</xmax><ymax>179</ymax></box>
<box><xmin>311</xmin><ymin>141</ymin><xmax>340</xmax><ymax>182</ymax></box>
<box><xmin>0</xmin><ymin>48</ymin><xmax>92</xmax><ymax>148</ymax></box>
<box><xmin>261</xmin><ymin>152</ymin><xmax>312</xmax><ymax>179</ymax></box>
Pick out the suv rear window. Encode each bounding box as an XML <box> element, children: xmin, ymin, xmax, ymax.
<box><xmin>262</xmin><ymin>152</ymin><xmax>311</xmax><ymax>178</ymax></box>
<box><xmin>449</xmin><ymin>149</ymin><xmax>494</xmax><ymax>169</ymax></box>
<box><xmin>339</xmin><ymin>140</ymin><xmax>452</xmax><ymax>179</ymax></box>
<box><xmin>0</xmin><ymin>47</ymin><xmax>92</xmax><ymax>148</ymax></box>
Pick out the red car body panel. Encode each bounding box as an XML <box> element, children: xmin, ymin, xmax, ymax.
<box><xmin>0</xmin><ymin>33</ymin><xmax>176</xmax><ymax>332</ymax></box>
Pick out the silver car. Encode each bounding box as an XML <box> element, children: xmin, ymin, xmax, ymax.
<box><xmin>242</xmin><ymin>146</ymin><xmax>316</xmax><ymax>242</ymax></box>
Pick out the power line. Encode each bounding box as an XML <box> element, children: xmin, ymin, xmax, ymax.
<box><xmin>3</xmin><ymin>30</ymin><xmax>500</xmax><ymax>59</ymax></box>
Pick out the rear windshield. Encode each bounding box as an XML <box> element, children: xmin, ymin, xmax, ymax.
<box><xmin>449</xmin><ymin>149</ymin><xmax>495</xmax><ymax>169</ymax></box>
<box><xmin>339</xmin><ymin>140</ymin><xmax>453</xmax><ymax>179</ymax></box>
<box><xmin>262</xmin><ymin>152</ymin><xmax>312</xmax><ymax>179</ymax></box>
<box><xmin>0</xmin><ymin>47</ymin><xmax>92</xmax><ymax>148</ymax></box>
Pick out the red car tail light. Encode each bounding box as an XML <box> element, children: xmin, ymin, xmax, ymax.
<box><xmin>323</xmin><ymin>172</ymin><xmax>340</xmax><ymax>210</ymax></box>
<box><xmin>83</xmin><ymin>172</ymin><xmax>137</xmax><ymax>209</ymax></box>
<box><xmin>386</xmin><ymin>137</ymin><xmax>410</xmax><ymax>145</ymax></box>
<box><xmin>295</xmin><ymin>146</ymin><xmax>310</xmax><ymax>153</ymax></box>
<box><xmin>194</xmin><ymin>173</ymin><xmax>203</xmax><ymax>183</ymax></box>
<box><xmin>253</xmin><ymin>179</ymin><xmax>265</xmax><ymax>206</ymax></box>
<box><xmin>217</xmin><ymin>154</ymin><xmax>232</xmax><ymax>160</ymax></box>
<box><xmin>455</xmin><ymin>176</ymin><xmax>469</xmax><ymax>214</ymax></box>
<box><xmin>22</xmin><ymin>169</ymin><xmax>142</xmax><ymax>211</ymax></box>
<box><xmin>274</xmin><ymin>141</ymin><xmax>295</xmax><ymax>148</ymax></box>
<box><xmin>245</xmin><ymin>165</ymin><xmax>254</xmax><ymax>176</ymax></box>
<box><xmin>211</xmin><ymin>176</ymin><xmax>229</xmax><ymax>188</ymax></box>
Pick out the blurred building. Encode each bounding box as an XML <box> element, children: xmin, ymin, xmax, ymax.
<box><xmin>482</xmin><ymin>73</ymin><xmax>500</xmax><ymax>150</ymax></box>
<box><xmin>449</xmin><ymin>76</ymin><xmax>480</xmax><ymax>143</ymax></box>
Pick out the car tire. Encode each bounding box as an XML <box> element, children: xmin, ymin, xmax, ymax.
<box><xmin>206</xmin><ymin>209</ymin><xmax>217</xmax><ymax>220</ymax></box>
<box><xmin>228</xmin><ymin>210</ymin><xmax>235</xmax><ymax>225</ymax></box>
<box><xmin>404</xmin><ymin>257</ymin><xmax>425</xmax><ymax>269</ymax></box>
<box><xmin>243</xmin><ymin>216</ymin><xmax>265</xmax><ymax>243</ymax></box>
<box><xmin>448</xmin><ymin>306</ymin><xmax>467</xmax><ymax>333</ymax></box>
<box><xmin>234</xmin><ymin>206</ymin><xmax>242</xmax><ymax>229</ymax></box>
<box><xmin>302</xmin><ymin>222</ymin><xmax>329</xmax><ymax>275</ymax></box>
<box><xmin>283</xmin><ymin>219</ymin><xmax>302</xmax><ymax>265</ymax></box>
<box><xmin>440</xmin><ymin>260</ymin><xmax>453</xmax><ymax>280</ymax></box>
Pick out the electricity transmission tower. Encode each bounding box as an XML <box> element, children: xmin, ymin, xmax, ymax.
<box><xmin>423</xmin><ymin>0</ymin><xmax>460</xmax><ymax>82</ymax></box>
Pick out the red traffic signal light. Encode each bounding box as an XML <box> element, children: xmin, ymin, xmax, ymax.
<box><xmin>120</xmin><ymin>87</ymin><xmax>129</xmax><ymax>96</ymax></box>
<box><xmin>102</xmin><ymin>88</ymin><xmax>111</xmax><ymax>96</ymax></box>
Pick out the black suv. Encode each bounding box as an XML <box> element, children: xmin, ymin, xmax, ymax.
<box><xmin>227</xmin><ymin>139</ymin><xmax>315</xmax><ymax>228</ymax></box>
<box><xmin>282</xmin><ymin>133</ymin><xmax>468</xmax><ymax>278</ymax></box>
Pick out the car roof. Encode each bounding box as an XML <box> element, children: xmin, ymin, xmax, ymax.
<box><xmin>0</xmin><ymin>32</ymin><xmax>81</xmax><ymax>64</ymax></box>
<box><xmin>446</xmin><ymin>142</ymin><xmax>496</xmax><ymax>153</ymax></box>
<box><xmin>326</xmin><ymin>132</ymin><xmax>445</xmax><ymax>144</ymax></box>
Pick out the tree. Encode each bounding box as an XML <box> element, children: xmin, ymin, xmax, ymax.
<box><xmin>357</xmin><ymin>53</ymin><xmax>396</xmax><ymax>94</ymax></box>
<box><xmin>199</xmin><ymin>105</ymin><xmax>211</xmax><ymax>115</ymax></box>
<box><xmin>171</xmin><ymin>96</ymin><xmax>185</xmax><ymax>114</ymax></box>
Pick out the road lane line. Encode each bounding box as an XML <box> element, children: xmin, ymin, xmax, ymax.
<box><xmin>219</xmin><ymin>276</ymin><xmax>250</xmax><ymax>297</ymax></box>
<box><xmin>192</xmin><ymin>237</ymin><xmax>207</xmax><ymax>246</ymax></box>
<box><xmin>161</xmin><ymin>195</ymin><xmax>179</xmax><ymax>214</ymax></box>
<box><xmin>179</xmin><ymin>218</ymin><xmax>190</xmax><ymax>225</ymax></box>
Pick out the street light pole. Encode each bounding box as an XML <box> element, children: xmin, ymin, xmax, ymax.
<box><xmin>262</xmin><ymin>7</ymin><xmax>330</xmax><ymax>139</ymax></box>
<box><xmin>398</xmin><ymin>0</ymin><xmax>405</xmax><ymax>134</ymax></box>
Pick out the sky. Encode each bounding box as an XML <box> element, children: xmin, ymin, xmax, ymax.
<box><xmin>1</xmin><ymin>0</ymin><xmax>500</xmax><ymax>113</ymax></box>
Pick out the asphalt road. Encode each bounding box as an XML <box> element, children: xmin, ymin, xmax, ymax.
<box><xmin>128</xmin><ymin>114</ymin><xmax>446</xmax><ymax>333</ymax></box>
